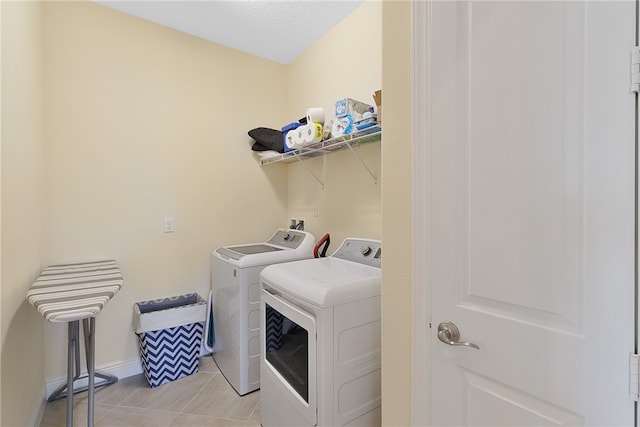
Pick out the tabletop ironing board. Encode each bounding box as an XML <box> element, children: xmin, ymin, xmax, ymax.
<box><xmin>26</xmin><ymin>259</ymin><xmax>123</xmax><ymax>427</ymax></box>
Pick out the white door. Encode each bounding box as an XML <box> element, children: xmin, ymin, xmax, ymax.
<box><xmin>420</xmin><ymin>1</ymin><xmax>636</xmax><ymax>425</ymax></box>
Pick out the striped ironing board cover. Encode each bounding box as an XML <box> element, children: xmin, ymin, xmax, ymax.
<box><xmin>27</xmin><ymin>260</ymin><xmax>123</xmax><ymax>322</ymax></box>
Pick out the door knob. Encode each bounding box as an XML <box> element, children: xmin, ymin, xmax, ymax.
<box><xmin>437</xmin><ymin>321</ymin><xmax>480</xmax><ymax>350</ymax></box>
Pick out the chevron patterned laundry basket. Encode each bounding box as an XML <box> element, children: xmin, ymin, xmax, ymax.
<box><xmin>134</xmin><ymin>293</ymin><xmax>206</xmax><ymax>388</ymax></box>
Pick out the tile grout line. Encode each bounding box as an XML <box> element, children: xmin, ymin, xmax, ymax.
<box><xmin>93</xmin><ymin>403</ymin><xmax>117</xmax><ymax>425</ymax></box>
<box><xmin>108</xmin><ymin>374</ymin><xmax>149</xmax><ymax>408</ymax></box>
<box><xmin>246</xmin><ymin>398</ymin><xmax>260</xmax><ymax>426</ymax></box>
<box><xmin>97</xmin><ymin>405</ymin><xmax>183</xmax><ymax>427</ymax></box>
<box><xmin>177</xmin><ymin>370</ymin><xmax>219</xmax><ymax>414</ymax></box>
<box><xmin>41</xmin><ymin>358</ymin><xmax>260</xmax><ymax>425</ymax></box>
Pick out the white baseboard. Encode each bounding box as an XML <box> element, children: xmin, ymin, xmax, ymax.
<box><xmin>31</xmin><ymin>396</ymin><xmax>47</xmax><ymax>427</ymax></box>
<box><xmin>45</xmin><ymin>357</ymin><xmax>143</xmax><ymax>397</ymax></box>
<box><xmin>44</xmin><ymin>337</ymin><xmax>213</xmax><ymax>398</ymax></box>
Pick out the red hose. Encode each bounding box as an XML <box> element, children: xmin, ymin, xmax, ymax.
<box><xmin>314</xmin><ymin>233</ymin><xmax>331</xmax><ymax>258</ymax></box>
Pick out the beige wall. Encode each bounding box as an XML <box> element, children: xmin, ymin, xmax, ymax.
<box><xmin>40</xmin><ymin>0</ymin><xmax>384</xmax><ymax>381</ymax></box>
<box><xmin>285</xmin><ymin>0</ymin><xmax>382</xmax><ymax>245</ymax></box>
<box><xmin>1</xmin><ymin>1</ymin><xmax>47</xmax><ymax>426</ymax></box>
<box><xmin>1</xmin><ymin>0</ymin><xmax>402</xmax><ymax>424</ymax></box>
<box><xmin>42</xmin><ymin>1</ymin><xmax>288</xmax><ymax>380</ymax></box>
<box><xmin>381</xmin><ymin>1</ymin><xmax>413</xmax><ymax>425</ymax></box>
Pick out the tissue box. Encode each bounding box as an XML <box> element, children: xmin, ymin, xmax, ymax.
<box><xmin>335</xmin><ymin>98</ymin><xmax>372</xmax><ymax>118</ymax></box>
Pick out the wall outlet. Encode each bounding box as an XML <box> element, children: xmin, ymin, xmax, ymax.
<box><xmin>164</xmin><ymin>217</ymin><xmax>175</xmax><ymax>233</ymax></box>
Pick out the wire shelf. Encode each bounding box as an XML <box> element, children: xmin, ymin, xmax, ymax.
<box><xmin>258</xmin><ymin>125</ymin><xmax>381</xmax><ymax>166</ymax></box>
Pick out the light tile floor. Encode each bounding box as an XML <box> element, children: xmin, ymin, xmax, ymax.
<box><xmin>39</xmin><ymin>357</ymin><xmax>261</xmax><ymax>427</ymax></box>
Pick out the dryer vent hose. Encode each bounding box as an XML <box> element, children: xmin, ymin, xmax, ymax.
<box><xmin>314</xmin><ymin>233</ymin><xmax>331</xmax><ymax>258</ymax></box>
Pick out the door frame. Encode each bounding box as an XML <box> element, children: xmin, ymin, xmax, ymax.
<box><xmin>410</xmin><ymin>1</ymin><xmax>639</xmax><ymax>425</ymax></box>
<box><xmin>636</xmin><ymin>0</ymin><xmax>639</xmax><ymax>423</ymax></box>
<box><xmin>410</xmin><ymin>1</ymin><xmax>430</xmax><ymax>425</ymax></box>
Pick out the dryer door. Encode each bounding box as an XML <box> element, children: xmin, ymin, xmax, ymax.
<box><xmin>262</xmin><ymin>288</ymin><xmax>317</xmax><ymax>425</ymax></box>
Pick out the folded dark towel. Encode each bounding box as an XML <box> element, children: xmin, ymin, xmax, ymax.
<box><xmin>248</xmin><ymin>127</ymin><xmax>284</xmax><ymax>153</ymax></box>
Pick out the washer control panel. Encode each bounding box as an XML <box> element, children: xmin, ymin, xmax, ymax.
<box><xmin>266</xmin><ymin>229</ymin><xmax>312</xmax><ymax>249</ymax></box>
<box><xmin>332</xmin><ymin>238</ymin><xmax>382</xmax><ymax>268</ymax></box>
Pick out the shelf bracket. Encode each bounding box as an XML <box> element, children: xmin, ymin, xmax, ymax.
<box><xmin>344</xmin><ymin>141</ymin><xmax>378</xmax><ymax>184</ymax></box>
<box><xmin>293</xmin><ymin>152</ymin><xmax>325</xmax><ymax>190</ymax></box>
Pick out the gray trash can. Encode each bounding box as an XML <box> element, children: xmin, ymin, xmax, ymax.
<box><xmin>134</xmin><ymin>293</ymin><xmax>206</xmax><ymax>387</ymax></box>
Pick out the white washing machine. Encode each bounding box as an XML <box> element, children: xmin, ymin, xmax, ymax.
<box><xmin>260</xmin><ymin>238</ymin><xmax>382</xmax><ymax>427</ymax></box>
<box><xmin>212</xmin><ymin>229</ymin><xmax>315</xmax><ymax>395</ymax></box>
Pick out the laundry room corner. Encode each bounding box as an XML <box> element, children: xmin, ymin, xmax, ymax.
<box><xmin>40</xmin><ymin>1</ymin><xmax>289</xmax><ymax>384</ymax></box>
<box><xmin>283</xmin><ymin>0</ymin><xmax>382</xmax><ymax>245</ymax></box>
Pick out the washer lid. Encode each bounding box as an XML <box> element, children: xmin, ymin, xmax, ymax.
<box><xmin>217</xmin><ymin>244</ymin><xmax>282</xmax><ymax>260</ymax></box>
<box><xmin>214</xmin><ymin>229</ymin><xmax>315</xmax><ymax>267</ymax></box>
<box><xmin>261</xmin><ymin>256</ymin><xmax>381</xmax><ymax>308</ymax></box>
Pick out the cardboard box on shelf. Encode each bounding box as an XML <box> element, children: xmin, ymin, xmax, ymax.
<box><xmin>373</xmin><ymin>90</ymin><xmax>382</xmax><ymax>123</ymax></box>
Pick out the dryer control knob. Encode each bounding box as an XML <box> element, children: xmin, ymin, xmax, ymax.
<box><xmin>361</xmin><ymin>245</ymin><xmax>372</xmax><ymax>256</ymax></box>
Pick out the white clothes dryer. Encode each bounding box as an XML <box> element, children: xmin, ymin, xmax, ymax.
<box><xmin>212</xmin><ymin>229</ymin><xmax>315</xmax><ymax>395</ymax></box>
<box><xmin>260</xmin><ymin>238</ymin><xmax>382</xmax><ymax>427</ymax></box>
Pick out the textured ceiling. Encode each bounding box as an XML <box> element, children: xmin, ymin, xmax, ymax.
<box><xmin>93</xmin><ymin>0</ymin><xmax>364</xmax><ymax>64</ymax></box>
